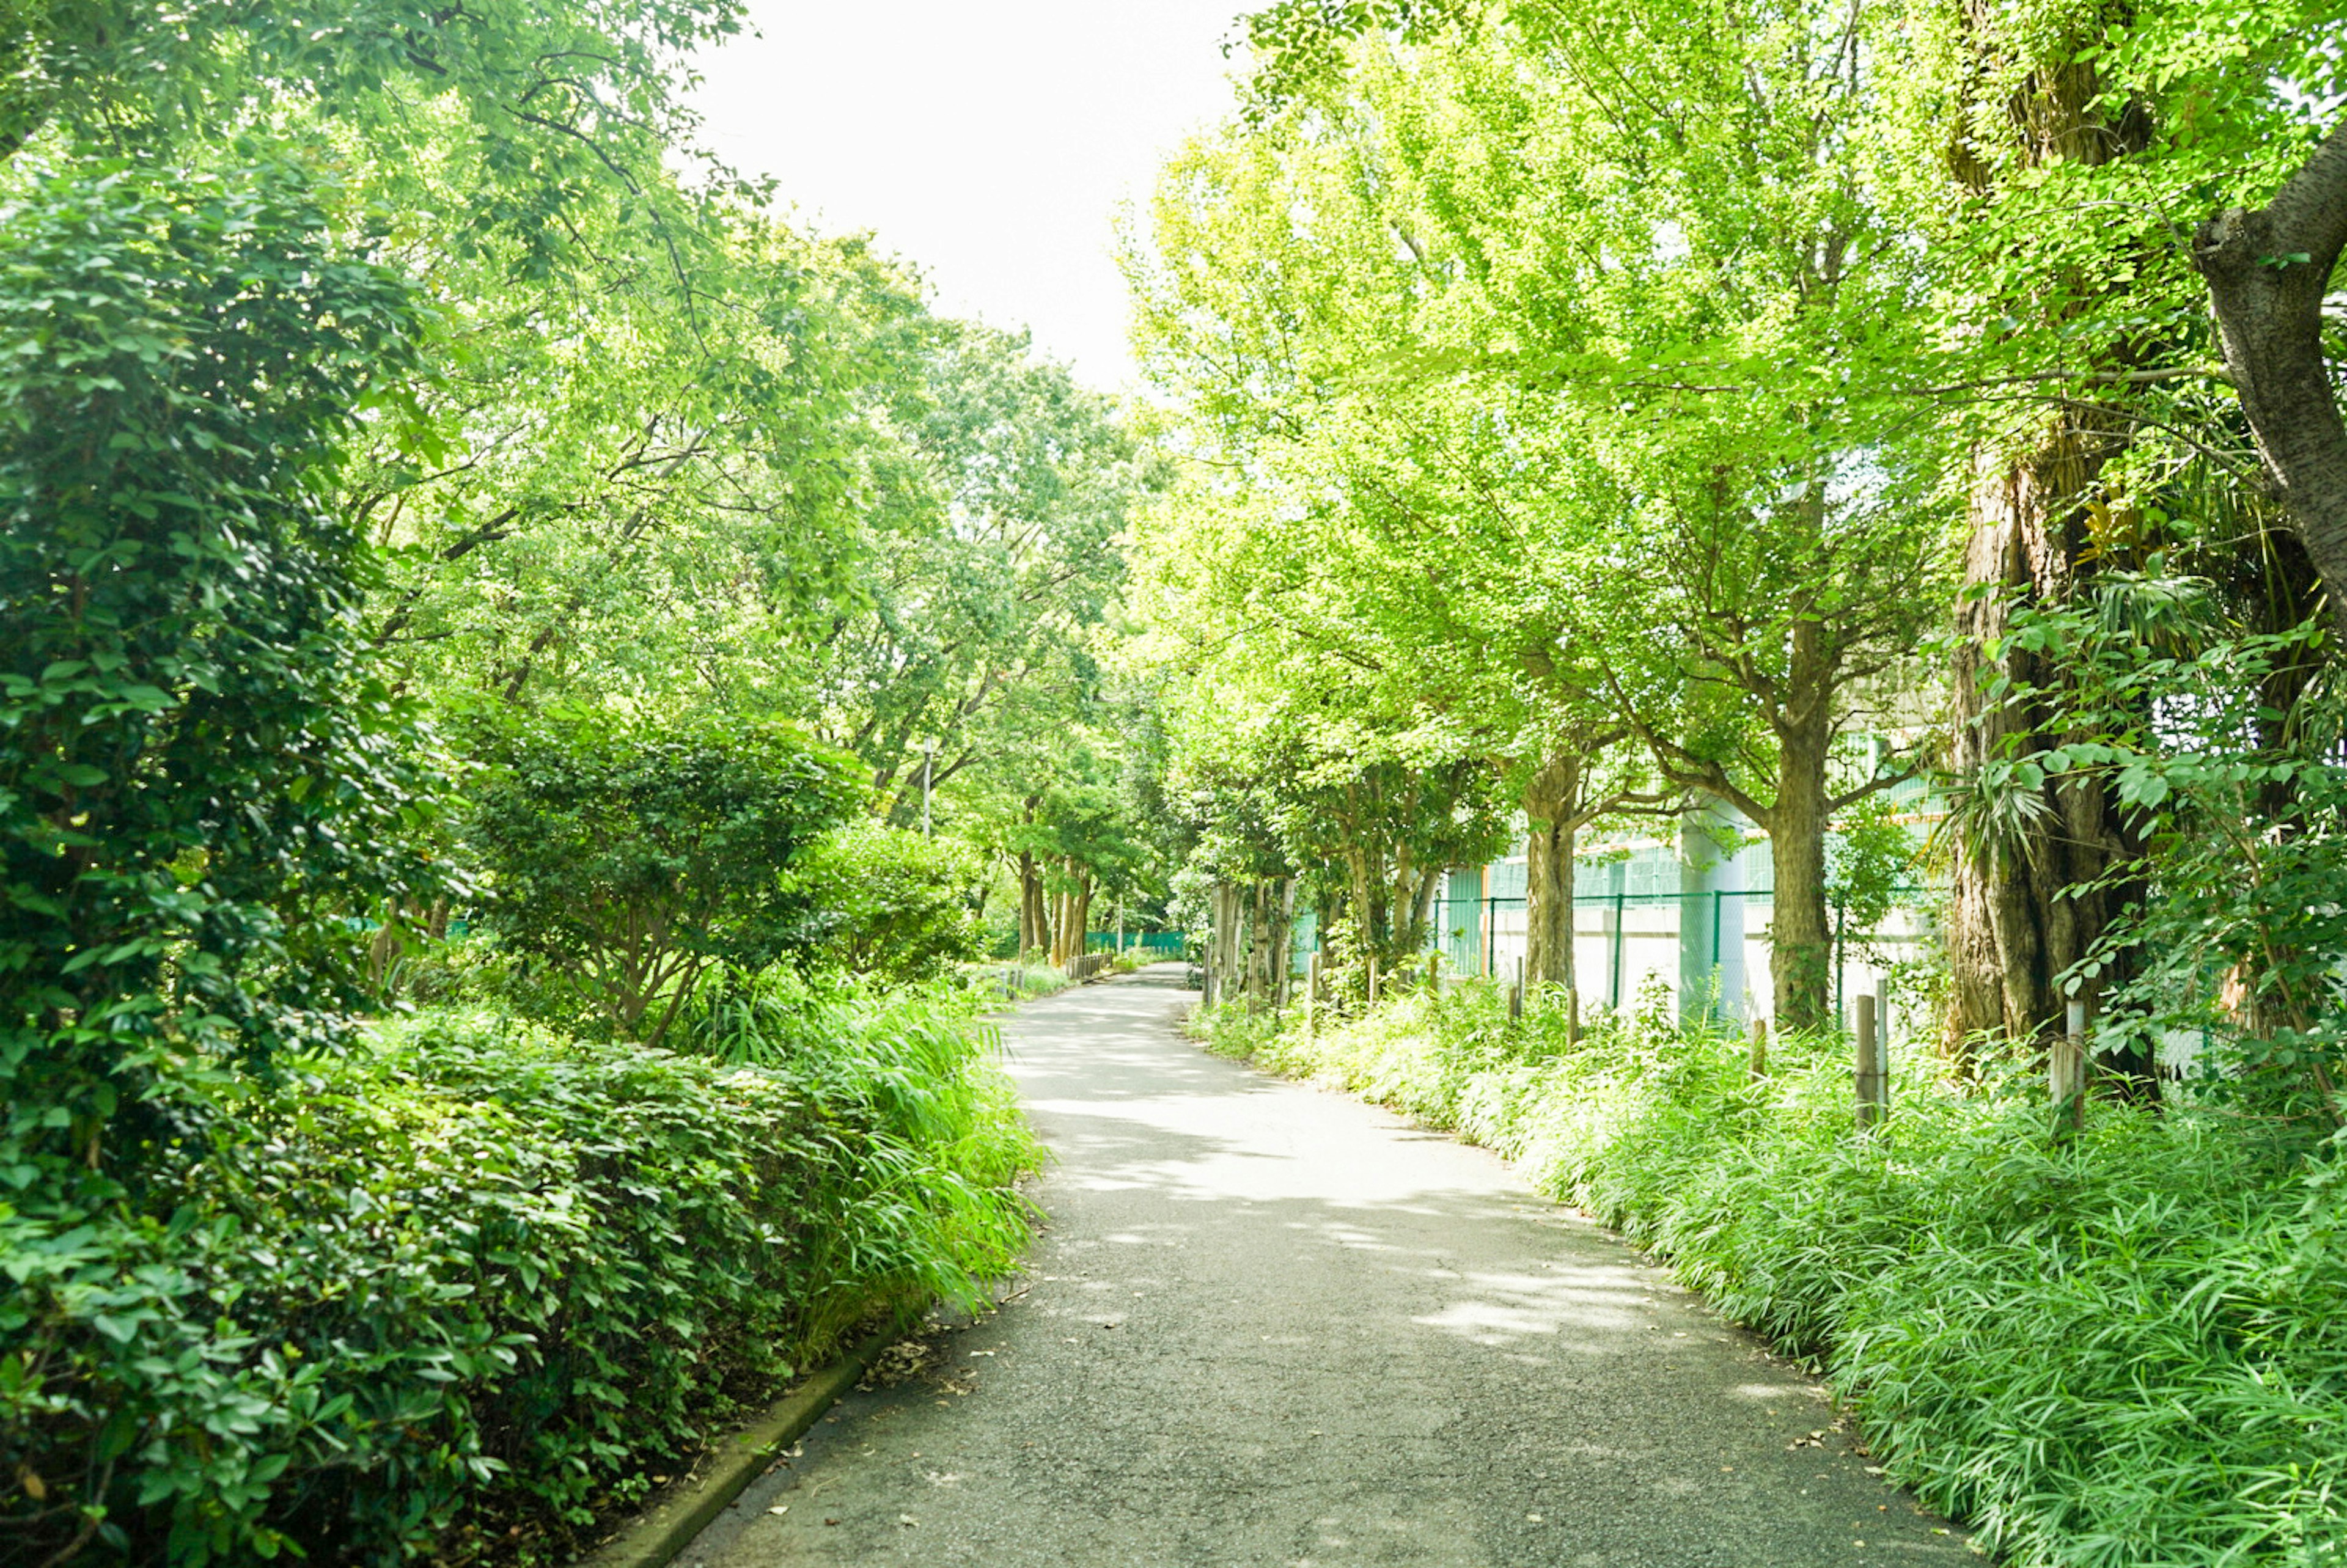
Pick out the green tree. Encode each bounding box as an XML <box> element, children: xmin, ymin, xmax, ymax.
<box><xmin>1129</xmin><ymin>17</ymin><xmax>1953</xmax><ymax>1027</ymax></box>
<box><xmin>0</xmin><ymin>158</ymin><xmax>437</xmax><ymax>1168</ymax></box>
<box><xmin>466</xmin><ymin>713</ymin><xmax>861</xmax><ymax>1045</ymax></box>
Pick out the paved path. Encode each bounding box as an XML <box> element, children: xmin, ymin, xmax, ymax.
<box><xmin>688</xmin><ymin>967</ymin><xmax>1969</xmax><ymax>1568</ymax></box>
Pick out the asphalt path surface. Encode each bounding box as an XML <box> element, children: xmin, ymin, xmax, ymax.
<box><xmin>688</xmin><ymin>965</ymin><xmax>1972</xmax><ymax>1567</ymax></box>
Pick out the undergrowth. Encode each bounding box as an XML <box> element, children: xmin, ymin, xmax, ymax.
<box><xmin>1195</xmin><ymin>984</ymin><xmax>2347</xmax><ymax>1567</ymax></box>
<box><xmin>2</xmin><ymin>978</ymin><xmax>1038</xmax><ymax>1566</ymax></box>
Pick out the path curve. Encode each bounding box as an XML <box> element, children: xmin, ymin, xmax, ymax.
<box><xmin>687</xmin><ymin>966</ymin><xmax>1968</xmax><ymax>1567</ymax></box>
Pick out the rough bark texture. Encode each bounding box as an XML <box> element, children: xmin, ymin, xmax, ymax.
<box><xmin>1768</xmin><ymin>646</ymin><xmax>1834</xmax><ymax>1034</ymax></box>
<box><xmin>1944</xmin><ymin>11</ymin><xmax>2151</xmax><ymax>1059</ymax></box>
<box><xmin>1522</xmin><ymin>755</ymin><xmax>1583</xmax><ymax>995</ymax></box>
<box><xmin>2195</xmin><ymin>117</ymin><xmax>2347</xmax><ymax>634</ymax></box>
<box><xmin>1245</xmin><ymin>881</ymin><xmax>1274</xmax><ymax>1007</ymax></box>
<box><xmin>1017</xmin><ymin>848</ymin><xmax>1049</xmax><ymax>962</ymax></box>
<box><xmin>1946</xmin><ymin>437</ymin><xmax>2145</xmax><ymax>1050</ymax></box>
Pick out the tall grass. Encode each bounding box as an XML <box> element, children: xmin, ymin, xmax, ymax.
<box><xmin>669</xmin><ymin>965</ymin><xmax>1043</xmax><ymax>1339</ymax></box>
<box><xmin>1199</xmin><ymin>985</ymin><xmax>2347</xmax><ymax>1567</ymax></box>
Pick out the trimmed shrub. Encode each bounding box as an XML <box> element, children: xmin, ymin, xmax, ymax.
<box><xmin>1</xmin><ymin>1003</ymin><xmax>1037</xmax><ymax>1565</ymax></box>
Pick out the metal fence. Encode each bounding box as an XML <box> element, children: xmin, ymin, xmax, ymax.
<box><xmin>1087</xmin><ymin>930</ymin><xmax>1185</xmax><ymax>958</ymax></box>
<box><xmin>1428</xmin><ymin>884</ymin><xmax>1938</xmax><ymax>1049</ymax></box>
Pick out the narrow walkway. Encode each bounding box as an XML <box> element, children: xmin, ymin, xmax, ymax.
<box><xmin>689</xmin><ymin>967</ymin><xmax>1968</xmax><ymax>1567</ymax></box>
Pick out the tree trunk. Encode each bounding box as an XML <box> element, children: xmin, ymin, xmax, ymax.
<box><xmin>1245</xmin><ymin>880</ymin><xmax>1273</xmax><ymax>1008</ymax></box>
<box><xmin>1767</xmin><ymin>727</ymin><xmax>1832</xmax><ymax>1033</ymax></box>
<box><xmin>1945</xmin><ymin>439</ymin><xmax>2143</xmax><ymax>1050</ymax></box>
<box><xmin>1524</xmin><ymin>753</ymin><xmax>1582</xmax><ymax>992</ymax></box>
<box><xmin>1943</xmin><ymin>7</ymin><xmax>2153</xmax><ymax>1065</ymax></box>
<box><xmin>1018</xmin><ymin>850</ymin><xmax>1050</xmax><ymax>963</ymax></box>
<box><xmin>2195</xmin><ymin>118</ymin><xmax>2347</xmax><ymax>634</ymax></box>
<box><xmin>1275</xmin><ymin>877</ymin><xmax>1296</xmax><ymax>1006</ymax></box>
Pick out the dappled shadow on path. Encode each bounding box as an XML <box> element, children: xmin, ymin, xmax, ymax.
<box><xmin>695</xmin><ymin>978</ymin><xmax>1965</xmax><ymax>1568</ymax></box>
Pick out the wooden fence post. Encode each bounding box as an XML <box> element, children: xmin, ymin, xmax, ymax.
<box><xmin>1567</xmin><ymin>986</ymin><xmax>1581</xmax><ymax>1046</ymax></box>
<box><xmin>1510</xmin><ymin>956</ymin><xmax>1524</xmax><ymax>1020</ymax></box>
<box><xmin>1306</xmin><ymin>951</ymin><xmax>1321</xmax><ymax>1039</ymax></box>
<box><xmin>1748</xmin><ymin>1017</ymin><xmax>1768</xmax><ymax>1080</ymax></box>
<box><xmin>1855</xmin><ymin>994</ymin><xmax>1886</xmax><ymax>1130</ymax></box>
<box><xmin>1368</xmin><ymin>956</ymin><xmax>1380</xmax><ymax>1006</ymax></box>
<box><xmin>1425</xmin><ymin>950</ymin><xmax>1439</xmax><ymax>994</ymax></box>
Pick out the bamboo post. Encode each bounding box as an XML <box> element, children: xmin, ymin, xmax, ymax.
<box><xmin>1855</xmin><ymin>994</ymin><xmax>1886</xmax><ymax>1130</ymax></box>
<box><xmin>2053</xmin><ymin>997</ymin><xmax>2089</xmax><ymax>1131</ymax></box>
<box><xmin>1748</xmin><ymin>1017</ymin><xmax>1768</xmax><ymax>1079</ymax></box>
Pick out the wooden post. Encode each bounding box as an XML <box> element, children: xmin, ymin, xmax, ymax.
<box><xmin>1306</xmin><ymin>951</ymin><xmax>1321</xmax><ymax>1039</ymax></box>
<box><xmin>1855</xmin><ymin>994</ymin><xmax>1886</xmax><ymax>1130</ymax></box>
<box><xmin>1368</xmin><ymin>956</ymin><xmax>1380</xmax><ymax>1006</ymax></box>
<box><xmin>1510</xmin><ymin>956</ymin><xmax>1524</xmax><ymax>1020</ymax></box>
<box><xmin>1748</xmin><ymin>1017</ymin><xmax>1768</xmax><ymax>1079</ymax></box>
<box><xmin>1567</xmin><ymin>986</ymin><xmax>1581</xmax><ymax>1046</ymax></box>
<box><xmin>1425</xmin><ymin>950</ymin><xmax>1439</xmax><ymax>994</ymax></box>
<box><xmin>2053</xmin><ymin>997</ymin><xmax>2089</xmax><ymax>1131</ymax></box>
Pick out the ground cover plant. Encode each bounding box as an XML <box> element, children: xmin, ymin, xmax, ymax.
<box><xmin>2</xmin><ymin>987</ymin><xmax>1037</xmax><ymax>1566</ymax></box>
<box><xmin>1196</xmin><ymin>986</ymin><xmax>2347</xmax><ymax>1567</ymax></box>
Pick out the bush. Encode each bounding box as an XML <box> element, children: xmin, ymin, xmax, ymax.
<box><xmin>0</xmin><ymin>157</ymin><xmax>443</xmax><ymax>1171</ymax></box>
<box><xmin>464</xmin><ymin>711</ymin><xmax>863</xmax><ymax>1046</ymax></box>
<box><xmin>1201</xmin><ymin>986</ymin><xmax>2347</xmax><ymax>1567</ymax></box>
<box><xmin>795</xmin><ymin>822</ymin><xmax>986</xmax><ymax>983</ymax></box>
<box><xmin>0</xmin><ymin>1003</ymin><xmax>1037</xmax><ymax>1565</ymax></box>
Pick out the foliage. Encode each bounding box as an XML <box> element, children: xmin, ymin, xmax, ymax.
<box><xmin>1826</xmin><ymin>796</ymin><xmax>1922</xmax><ymax>970</ymax></box>
<box><xmin>0</xmin><ymin>156</ymin><xmax>443</xmax><ymax>1174</ymax></box>
<box><xmin>793</xmin><ymin>821</ymin><xmax>986</xmax><ymax>984</ymax></box>
<box><xmin>1125</xmin><ymin>10</ymin><xmax>1957</xmax><ymax>1025</ymax></box>
<box><xmin>1201</xmin><ymin>984</ymin><xmax>2347</xmax><ymax>1567</ymax></box>
<box><xmin>2000</xmin><ymin>571</ymin><xmax>2347</xmax><ymax>1115</ymax></box>
<box><xmin>465</xmin><ymin>712</ymin><xmax>862</xmax><ymax>1045</ymax></box>
<box><xmin>0</xmin><ymin>1001</ymin><xmax>1037</xmax><ymax>1566</ymax></box>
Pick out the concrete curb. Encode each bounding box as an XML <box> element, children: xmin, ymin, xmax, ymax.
<box><xmin>571</xmin><ymin>1313</ymin><xmax>917</xmax><ymax>1568</ymax></box>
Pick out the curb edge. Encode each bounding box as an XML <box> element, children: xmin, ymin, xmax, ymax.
<box><xmin>571</xmin><ymin>1311</ymin><xmax>917</xmax><ymax>1568</ymax></box>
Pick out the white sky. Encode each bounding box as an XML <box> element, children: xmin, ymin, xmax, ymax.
<box><xmin>685</xmin><ymin>1</ymin><xmax>1254</xmax><ymax>392</ymax></box>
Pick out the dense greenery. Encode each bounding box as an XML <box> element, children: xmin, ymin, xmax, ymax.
<box><xmin>10</xmin><ymin>0</ymin><xmax>2347</xmax><ymax>1561</ymax></box>
<box><xmin>1199</xmin><ymin>987</ymin><xmax>2347</xmax><ymax>1566</ymax></box>
<box><xmin>6</xmin><ymin>991</ymin><xmax>1035</xmax><ymax>1565</ymax></box>
<box><xmin>0</xmin><ymin>0</ymin><xmax>1119</xmax><ymax>1558</ymax></box>
<box><xmin>1127</xmin><ymin>0</ymin><xmax>2347</xmax><ymax>1068</ymax></box>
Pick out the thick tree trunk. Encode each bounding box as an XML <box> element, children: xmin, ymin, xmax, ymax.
<box><xmin>1768</xmin><ymin>733</ymin><xmax>1832</xmax><ymax>1034</ymax></box>
<box><xmin>1210</xmin><ymin>881</ymin><xmax>1244</xmax><ymax>1006</ymax></box>
<box><xmin>1016</xmin><ymin>849</ymin><xmax>1048</xmax><ymax>961</ymax></box>
<box><xmin>1944</xmin><ymin>7</ymin><xmax>2153</xmax><ymax>1066</ymax></box>
<box><xmin>1945</xmin><ymin>440</ymin><xmax>2143</xmax><ymax>1050</ymax></box>
<box><xmin>2195</xmin><ymin>119</ymin><xmax>2347</xmax><ymax>633</ymax></box>
<box><xmin>1523</xmin><ymin>754</ymin><xmax>1582</xmax><ymax>993</ymax></box>
<box><xmin>1275</xmin><ymin>877</ymin><xmax>1296</xmax><ymax>1006</ymax></box>
<box><xmin>1407</xmin><ymin>866</ymin><xmax>1439</xmax><ymax>956</ymax></box>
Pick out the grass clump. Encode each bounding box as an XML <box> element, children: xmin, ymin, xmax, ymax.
<box><xmin>1197</xmin><ymin>983</ymin><xmax>2347</xmax><ymax>1567</ymax></box>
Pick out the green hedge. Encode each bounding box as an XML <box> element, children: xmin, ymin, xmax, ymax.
<box><xmin>2</xmin><ymin>1005</ymin><xmax>1037</xmax><ymax>1565</ymax></box>
<box><xmin>1199</xmin><ymin>986</ymin><xmax>2347</xmax><ymax>1567</ymax></box>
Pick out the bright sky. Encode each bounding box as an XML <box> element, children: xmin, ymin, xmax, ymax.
<box><xmin>686</xmin><ymin>1</ymin><xmax>1254</xmax><ymax>393</ymax></box>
